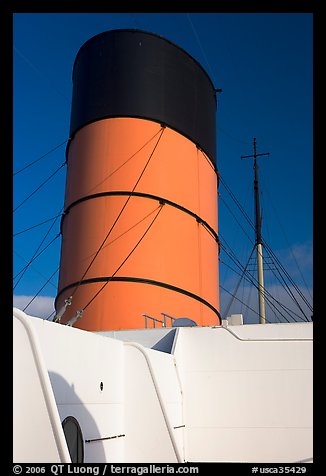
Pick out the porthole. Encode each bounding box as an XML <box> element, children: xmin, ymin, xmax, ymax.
<box><xmin>62</xmin><ymin>416</ymin><xmax>84</xmax><ymax>463</ymax></box>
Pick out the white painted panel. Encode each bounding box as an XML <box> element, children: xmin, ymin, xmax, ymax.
<box><xmin>28</xmin><ymin>313</ymin><xmax>126</xmax><ymax>463</ymax></box>
<box><xmin>141</xmin><ymin>347</ymin><xmax>184</xmax><ymax>458</ymax></box>
<box><xmin>175</xmin><ymin>327</ymin><xmax>312</xmax><ymax>372</ymax></box>
<box><xmin>183</xmin><ymin>369</ymin><xmax>313</xmax><ymax>428</ymax></box>
<box><xmin>144</xmin><ymin>349</ymin><xmax>181</xmax><ymax>405</ymax></box>
<box><xmin>13</xmin><ymin>311</ymin><xmax>70</xmax><ymax>463</ymax></box>
<box><xmin>174</xmin><ymin>325</ymin><xmax>313</xmax><ymax>463</ymax></box>
<box><xmin>227</xmin><ymin>322</ymin><xmax>313</xmax><ymax>340</ymax></box>
<box><xmin>123</xmin><ymin>344</ymin><xmax>179</xmax><ymax>462</ymax></box>
<box><xmin>30</xmin><ymin>316</ymin><xmax>124</xmax><ymax>405</ymax></box>
<box><xmin>58</xmin><ymin>403</ymin><xmax>124</xmax><ymax>463</ymax></box>
<box><xmin>16</xmin><ymin>310</ymin><xmax>312</xmax><ymax>464</ymax></box>
<box><xmin>186</xmin><ymin>427</ymin><xmax>313</xmax><ymax>463</ymax></box>
<box><xmin>98</xmin><ymin>328</ymin><xmax>174</xmax><ymax>348</ymax></box>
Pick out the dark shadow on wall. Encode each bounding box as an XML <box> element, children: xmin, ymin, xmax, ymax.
<box><xmin>49</xmin><ymin>372</ymin><xmax>107</xmax><ymax>463</ymax></box>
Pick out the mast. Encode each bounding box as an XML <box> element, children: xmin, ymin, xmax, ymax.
<box><xmin>241</xmin><ymin>138</ymin><xmax>269</xmax><ymax>324</ymax></box>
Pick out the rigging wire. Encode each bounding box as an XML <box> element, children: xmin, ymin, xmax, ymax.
<box><xmin>14</xmin><ymin>46</ymin><xmax>70</xmax><ymax>102</ymax></box>
<box><xmin>223</xmin><ymin>244</ymin><xmax>255</xmax><ymax>318</ymax></box>
<box><xmin>262</xmin><ymin>239</ymin><xmax>311</xmax><ymax>310</ymax></box>
<box><xmin>13</xmin><ymin>250</ymin><xmax>58</xmax><ymax>289</ymax></box>
<box><xmin>218</xmin><ymin>170</ymin><xmax>312</xmax><ymax>321</ymax></box>
<box><xmin>219</xmin><ymin>283</ymin><xmax>265</xmax><ymax>322</ymax></box>
<box><xmin>46</xmin><ymin>310</ymin><xmax>56</xmax><ymax>321</ymax></box>
<box><xmin>217</xmin><ymin>126</ymin><xmax>253</xmax><ymax>146</ymax></box>
<box><xmin>13</xmin><ymin>43</ymin><xmax>70</xmax><ymax>309</ymax></box>
<box><xmin>264</xmin><ymin>251</ymin><xmax>311</xmax><ymax>320</ymax></box>
<box><xmin>79</xmin><ymin>204</ymin><xmax>166</xmax><ymax>263</ymax></box>
<box><xmin>81</xmin><ymin>127</ymin><xmax>165</xmax><ymax>197</ymax></box>
<box><xmin>219</xmin><ymin>255</ymin><xmax>302</xmax><ymax>323</ymax></box>
<box><xmin>220</xmin><ymin>283</ymin><xmax>284</xmax><ymax>325</ymax></box>
<box><xmin>22</xmin><ymin>120</ymin><xmax>165</xmax><ymax>322</ymax></box>
<box><xmin>185</xmin><ymin>18</ymin><xmax>254</xmax><ymax>148</ymax></box>
<box><xmin>46</xmin><ymin>206</ymin><xmax>165</xmax><ymax>323</ymax></box>
<box><xmin>219</xmin><ymin>174</ymin><xmax>255</xmax><ymax>230</ymax></box>
<box><xmin>79</xmin><ymin>203</ymin><xmax>164</xmax><ymax>316</ymax></box>
<box><xmin>220</xmin><ymin>237</ymin><xmax>297</xmax><ymax>322</ymax></box>
<box><xmin>186</xmin><ymin>13</ymin><xmax>217</xmax><ymax>86</ymax></box>
<box><xmin>14</xmin><ymin>212</ymin><xmax>63</xmax><ymax>237</ymax></box>
<box><xmin>13</xmin><ymin>232</ymin><xmax>61</xmax><ymax>285</ymax></box>
<box><xmin>219</xmin><ymin>237</ymin><xmax>307</xmax><ymax>323</ymax></box>
<box><xmin>219</xmin><ymin>194</ymin><xmax>254</xmax><ymax>245</ymax></box>
<box><xmin>68</xmin><ymin>126</ymin><xmax>166</xmax><ymax>302</ymax></box>
<box><xmin>263</xmin><ymin>240</ymin><xmax>312</xmax><ymax>319</ymax></box>
<box><xmin>23</xmin><ymin>266</ymin><xmax>60</xmax><ymax>313</ymax></box>
<box><xmin>13</xmin><ymin>140</ymin><xmax>67</xmax><ymax>176</ymax></box>
<box><xmin>220</xmin><ymin>245</ymin><xmax>293</xmax><ymax>323</ymax></box>
<box><xmin>14</xmin><ymin>19</ymin><xmax>312</xmax><ymax>325</ymax></box>
<box><xmin>244</xmin><ymin>274</ymin><xmax>262</xmax><ymax>321</ymax></box>
<box><xmin>14</xmin><ymin>161</ymin><xmax>66</xmax><ymax>212</ymax></box>
<box><xmin>260</xmin><ymin>175</ymin><xmax>313</xmax><ymax>303</ymax></box>
<box><xmin>13</xmin><ymin>208</ymin><xmax>63</xmax><ymax>288</ymax></box>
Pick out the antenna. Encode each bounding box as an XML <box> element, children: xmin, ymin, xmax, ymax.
<box><xmin>241</xmin><ymin>138</ymin><xmax>270</xmax><ymax>324</ymax></box>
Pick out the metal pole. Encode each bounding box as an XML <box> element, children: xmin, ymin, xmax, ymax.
<box><xmin>257</xmin><ymin>242</ymin><xmax>266</xmax><ymax>324</ymax></box>
<box><xmin>241</xmin><ymin>138</ymin><xmax>269</xmax><ymax>324</ymax></box>
<box><xmin>253</xmin><ymin>139</ymin><xmax>266</xmax><ymax>324</ymax></box>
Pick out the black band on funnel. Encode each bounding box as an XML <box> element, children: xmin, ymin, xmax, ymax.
<box><xmin>70</xmin><ymin>29</ymin><xmax>217</xmax><ymax>164</ymax></box>
<box><xmin>55</xmin><ymin>275</ymin><xmax>221</xmax><ymax>321</ymax></box>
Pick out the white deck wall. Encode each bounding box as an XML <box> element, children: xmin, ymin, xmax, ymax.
<box><xmin>13</xmin><ymin>310</ymin><xmax>182</xmax><ymax>463</ymax></box>
<box><xmin>123</xmin><ymin>343</ymin><xmax>183</xmax><ymax>462</ymax></box>
<box><xmin>13</xmin><ymin>310</ymin><xmax>71</xmax><ymax>463</ymax></box>
<box><xmin>173</xmin><ymin>324</ymin><xmax>313</xmax><ymax>463</ymax></box>
<box><xmin>13</xmin><ymin>309</ymin><xmax>313</xmax><ymax>463</ymax></box>
<box><xmin>15</xmin><ymin>311</ymin><xmax>125</xmax><ymax>463</ymax></box>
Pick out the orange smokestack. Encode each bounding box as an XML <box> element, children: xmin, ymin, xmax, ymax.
<box><xmin>55</xmin><ymin>29</ymin><xmax>220</xmax><ymax>331</ymax></box>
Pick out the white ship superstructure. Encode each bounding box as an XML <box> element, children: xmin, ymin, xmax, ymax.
<box><xmin>13</xmin><ymin>28</ymin><xmax>313</xmax><ymax>464</ymax></box>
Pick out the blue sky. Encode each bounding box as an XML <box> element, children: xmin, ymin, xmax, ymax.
<box><xmin>13</xmin><ymin>12</ymin><xmax>313</xmax><ymax>323</ymax></box>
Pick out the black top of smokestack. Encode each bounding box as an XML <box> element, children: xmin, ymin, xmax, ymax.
<box><xmin>70</xmin><ymin>29</ymin><xmax>217</xmax><ymax>164</ymax></box>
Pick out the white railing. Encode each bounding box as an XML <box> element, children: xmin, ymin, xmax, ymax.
<box><xmin>143</xmin><ymin>312</ymin><xmax>176</xmax><ymax>328</ymax></box>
